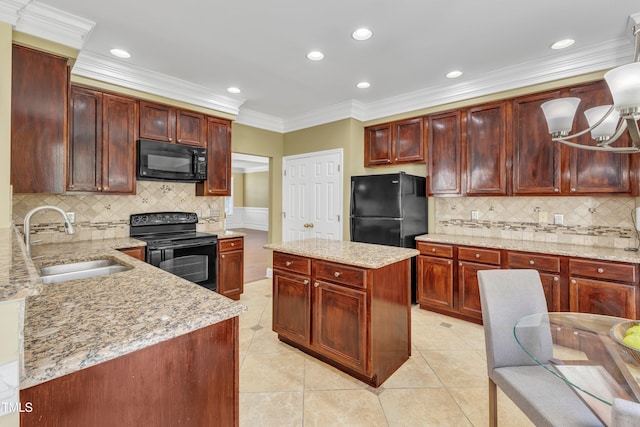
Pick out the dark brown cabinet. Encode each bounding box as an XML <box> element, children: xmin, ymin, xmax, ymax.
<box><xmin>139</xmin><ymin>100</ymin><xmax>206</xmax><ymax>147</ymax></box>
<box><xmin>196</xmin><ymin>117</ymin><xmax>232</xmax><ymax>196</ymax></box>
<box><xmin>68</xmin><ymin>86</ymin><xmax>136</xmax><ymax>194</ymax></box>
<box><xmin>506</xmin><ymin>251</ymin><xmax>562</xmax><ymax>312</ymax></box>
<box><xmin>457</xmin><ymin>247</ymin><xmax>501</xmax><ymax>321</ymax></box>
<box><xmin>416</xmin><ymin>242</ymin><xmax>454</xmax><ymax>312</ymax></box>
<box><xmin>117</xmin><ymin>247</ymin><xmax>145</xmax><ymax>261</ymax></box>
<box><xmin>427</xmin><ymin>111</ymin><xmax>462</xmax><ymax>195</ymax></box>
<box><xmin>465</xmin><ymin>102</ymin><xmax>510</xmax><ymax>195</ymax></box>
<box><xmin>11</xmin><ymin>45</ymin><xmax>68</xmax><ymax>194</ymax></box>
<box><xmin>217</xmin><ymin>237</ymin><xmax>244</xmax><ymax>300</ymax></box>
<box><xmin>364</xmin><ymin>117</ymin><xmax>425</xmax><ymax>166</ymax></box>
<box><xmin>272</xmin><ymin>252</ymin><xmax>312</xmax><ymax>346</ymax></box>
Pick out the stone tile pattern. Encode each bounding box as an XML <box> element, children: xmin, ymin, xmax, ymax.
<box><xmin>264</xmin><ymin>238</ymin><xmax>419</xmax><ymax>269</ymax></box>
<box><xmin>12</xmin><ymin>181</ymin><xmax>225</xmax><ymax>244</ymax></box>
<box><xmin>21</xmin><ymin>239</ymin><xmax>246</xmax><ymax>389</ymax></box>
<box><xmin>1</xmin><ymin>226</ymin><xmax>44</xmax><ymax>300</ymax></box>
<box><xmin>435</xmin><ymin>196</ymin><xmax>639</xmax><ymax>249</ymax></box>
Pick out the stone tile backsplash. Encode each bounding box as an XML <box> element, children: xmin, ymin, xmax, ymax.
<box><xmin>434</xmin><ymin>196</ymin><xmax>640</xmax><ymax>249</ymax></box>
<box><xmin>12</xmin><ymin>181</ymin><xmax>224</xmax><ymax>244</ymax></box>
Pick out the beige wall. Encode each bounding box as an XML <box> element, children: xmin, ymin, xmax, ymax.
<box><xmin>232</xmin><ymin>123</ymin><xmax>284</xmax><ymax>243</ymax></box>
<box><xmin>244</xmin><ymin>171</ymin><xmax>269</xmax><ymax>208</ymax></box>
<box><xmin>232</xmin><ymin>173</ymin><xmax>245</xmax><ymax>207</ymax></box>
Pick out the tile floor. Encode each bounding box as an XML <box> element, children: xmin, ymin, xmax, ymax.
<box><xmin>237</xmin><ymin>279</ymin><xmax>535</xmax><ymax>426</ymax></box>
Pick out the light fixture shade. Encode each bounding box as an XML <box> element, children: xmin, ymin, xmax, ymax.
<box><xmin>584</xmin><ymin>105</ymin><xmax>620</xmax><ymax>140</ymax></box>
<box><xmin>541</xmin><ymin>97</ymin><xmax>581</xmax><ymax>134</ymax></box>
<box><xmin>604</xmin><ymin>62</ymin><xmax>640</xmax><ymax>112</ymax></box>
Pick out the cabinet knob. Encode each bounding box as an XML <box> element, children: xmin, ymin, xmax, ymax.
<box><xmin>571</xmin><ymin>188</ymin><xmax>576</xmax><ymax>192</ymax></box>
<box><xmin>178</xmin><ymin>139</ymin><xmax>182</xmax><ymax>143</ymax></box>
<box><xmin>168</xmin><ymin>137</ymin><xmax>173</xmax><ymax>142</ymax></box>
<box><xmin>334</xmin><ymin>271</ymin><xmax>341</xmax><ymax>277</ymax></box>
<box><xmin>597</xmin><ymin>268</ymin><xmax>604</xmax><ymax>273</ymax></box>
<box><xmin>432</xmin><ymin>248</ymin><xmax>436</xmax><ymax>252</ymax></box>
<box><xmin>103</xmin><ymin>185</ymin><xmax>109</xmax><ymax>191</ymax></box>
<box><xmin>554</xmin><ymin>276</ymin><xmax>559</xmax><ymax>282</ymax></box>
<box><xmin>554</xmin><ymin>188</ymin><xmax>560</xmax><ymax>192</ymax></box>
<box><xmin>475</xmin><ymin>253</ymin><xmax>480</xmax><ymax>258</ymax></box>
<box><xmin>221</xmin><ymin>254</ymin><xmax>225</xmax><ymax>259</ymax></box>
<box><xmin>231</xmin><ymin>242</ymin><xmax>235</xmax><ymax>246</ymax></box>
<box><xmin>314</xmin><ymin>282</ymin><xmax>319</xmax><ymax>287</ymax></box>
<box><xmin>303</xmin><ymin>279</ymin><xmax>309</xmax><ymax>285</ymax></box>
<box><xmin>285</xmin><ymin>261</ymin><xmax>292</xmax><ymax>266</ymax></box>
<box><xmin>571</xmin><ymin>279</ymin><xmax>577</xmax><ymax>284</ymax></box>
<box><xmin>459</xmin><ymin>262</ymin><xmax>462</xmax><ymax>266</ymax></box>
<box><xmin>69</xmin><ymin>184</ymin><xmax>74</xmax><ymax>189</ymax></box>
<box><xmin>447</xmin><ymin>260</ymin><xmax>451</xmax><ymax>265</ymax></box>
<box><xmin>529</xmin><ymin>260</ymin><xmax>535</xmax><ymax>265</ymax></box>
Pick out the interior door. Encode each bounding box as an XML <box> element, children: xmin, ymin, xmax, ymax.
<box><xmin>282</xmin><ymin>149</ymin><xmax>343</xmax><ymax>242</ymax></box>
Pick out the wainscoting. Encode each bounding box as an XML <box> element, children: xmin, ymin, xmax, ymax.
<box><xmin>226</xmin><ymin>207</ymin><xmax>268</xmax><ymax>231</ymax></box>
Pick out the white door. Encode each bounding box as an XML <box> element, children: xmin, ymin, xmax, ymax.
<box><xmin>282</xmin><ymin>149</ymin><xmax>343</xmax><ymax>242</ymax></box>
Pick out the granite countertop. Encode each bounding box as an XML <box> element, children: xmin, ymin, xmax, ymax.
<box><xmin>264</xmin><ymin>238</ymin><xmax>419</xmax><ymax>269</ymax></box>
<box><xmin>6</xmin><ymin>235</ymin><xmax>245</xmax><ymax>390</ymax></box>
<box><xmin>415</xmin><ymin>233</ymin><xmax>640</xmax><ymax>264</ymax></box>
<box><xmin>0</xmin><ymin>227</ymin><xmax>42</xmax><ymax>301</ymax></box>
<box><xmin>216</xmin><ymin>230</ymin><xmax>247</xmax><ymax>239</ymax></box>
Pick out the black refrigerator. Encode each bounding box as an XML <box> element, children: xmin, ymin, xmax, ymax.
<box><xmin>350</xmin><ymin>172</ymin><xmax>428</xmax><ymax>303</ymax></box>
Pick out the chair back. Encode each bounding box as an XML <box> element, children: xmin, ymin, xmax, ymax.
<box><xmin>611</xmin><ymin>398</ymin><xmax>640</xmax><ymax>426</ymax></box>
<box><xmin>478</xmin><ymin>269</ymin><xmax>553</xmax><ymax>373</ymax></box>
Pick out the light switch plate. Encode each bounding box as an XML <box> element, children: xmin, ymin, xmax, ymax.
<box><xmin>471</xmin><ymin>210</ymin><xmax>479</xmax><ymax>220</ymax></box>
<box><xmin>66</xmin><ymin>212</ymin><xmax>75</xmax><ymax>224</ymax></box>
<box><xmin>554</xmin><ymin>213</ymin><xmax>564</xmax><ymax>225</ymax></box>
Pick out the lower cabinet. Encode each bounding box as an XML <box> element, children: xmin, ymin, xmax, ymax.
<box><xmin>457</xmin><ymin>247</ymin><xmax>501</xmax><ymax>321</ymax></box>
<box><xmin>272</xmin><ymin>251</ymin><xmax>410</xmax><ymax>387</ymax></box>
<box><xmin>506</xmin><ymin>251</ymin><xmax>562</xmax><ymax>312</ymax></box>
<box><xmin>217</xmin><ymin>237</ymin><xmax>244</xmax><ymax>300</ymax></box>
<box><xmin>117</xmin><ymin>247</ymin><xmax>145</xmax><ymax>261</ymax></box>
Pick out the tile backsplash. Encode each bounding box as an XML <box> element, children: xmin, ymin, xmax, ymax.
<box><xmin>434</xmin><ymin>196</ymin><xmax>640</xmax><ymax>249</ymax></box>
<box><xmin>12</xmin><ymin>181</ymin><xmax>224</xmax><ymax>243</ymax></box>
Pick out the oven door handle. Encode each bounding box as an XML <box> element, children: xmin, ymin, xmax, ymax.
<box><xmin>149</xmin><ymin>240</ymin><xmax>217</xmax><ymax>251</ymax></box>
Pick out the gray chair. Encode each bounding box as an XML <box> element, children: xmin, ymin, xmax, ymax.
<box><xmin>611</xmin><ymin>398</ymin><xmax>640</xmax><ymax>427</ymax></box>
<box><xmin>477</xmin><ymin>269</ymin><xmax>603</xmax><ymax>427</ymax></box>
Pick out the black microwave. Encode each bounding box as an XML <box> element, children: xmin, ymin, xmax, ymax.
<box><xmin>137</xmin><ymin>139</ymin><xmax>208</xmax><ymax>182</ymax></box>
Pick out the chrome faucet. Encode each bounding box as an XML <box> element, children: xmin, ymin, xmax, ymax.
<box><xmin>24</xmin><ymin>205</ymin><xmax>75</xmax><ymax>257</ymax></box>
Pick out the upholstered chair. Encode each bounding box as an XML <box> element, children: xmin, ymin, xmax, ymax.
<box><xmin>611</xmin><ymin>398</ymin><xmax>640</xmax><ymax>426</ymax></box>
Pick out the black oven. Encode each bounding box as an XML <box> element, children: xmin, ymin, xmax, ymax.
<box><xmin>137</xmin><ymin>139</ymin><xmax>207</xmax><ymax>182</ymax></box>
<box><xmin>130</xmin><ymin>212</ymin><xmax>218</xmax><ymax>292</ymax></box>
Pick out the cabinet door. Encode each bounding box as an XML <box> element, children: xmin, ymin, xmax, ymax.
<box><xmin>272</xmin><ymin>271</ymin><xmax>311</xmax><ymax>346</ymax></box>
<box><xmin>394</xmin><ymin>118</ymin><xmax>425</xmax><ymax>163</ymax></box>
<box><xmin>540</xmin><ymin>273</ymin><xmax>561</xmax><ymax>312</ymax></box>
<box><xmin>458</xmin><ymin>261</ymin><xmax>494</xmax><ymax>321</ymax></box>
<box><xmin>569</xmin><ymin>277</ymin><xmax>637</xmax><ymax>318</ymax></box>
<box><xmin>568</xmin><ymin>81</ymin><xmax>632</xmax><ymax>195</ymax></box>
<box><xmin>466</xmin><ymin>102</ymin><xmax>509</xmax><ymax>195</ymax></box>
<box><xmin>139</xmin><ymin>101</ymin><xmax>176</xmax><ymax>142</ymax></box>
<box><xmin>417</xmin><ymin>255</ymin><xmax>454</xmax><ymax>310</ymax></box>
<box><xmin>11</xmin><ymin>45</ymin><xmax>68</xmax><ymax>194</ymax></box>
<box><xmin>427</xmin><ymin>111</ymin><xmax>462</xmax><ymax>195</ymax></box>
<box><xmin>313</xmin><ymin>280</ymin><xmax>369</xmax><ymax>374</ymax></box>
<box><xmin>218</xmin><ymin>249</ymin><xmax>244</xmax><ymax>300</ymax></box>
<box><xmin>118</xmin><ymin>247</ymin><xmax>144</xmax><ymax>261</ymax></box>
<box><xmin>176</xmin><ymin>110</ymin><xmax>206</xmax><ymax>147</ymax></box>
<box><xmin>68</xmin><ymin>86</ymin><xmax>102</xmax><ymax>192</ymax></box>
<box><xmin>512</xmin><ymin>90</ymin><xmax>563</xmax><ymax>195</ymax></box>
<box><xmin>364</xmin><ymin>124</ymin><xmax>393</xmax><ymax>166</ymax></box>
<box><xmin>102</xmin><ymin>93</ymin><xmax>136</xmax><ymax>194</ymax></box>
<box><xmin>196</xmin><ymin>117</ymin><xmax>232</xmax><ymax>196</ymax></box>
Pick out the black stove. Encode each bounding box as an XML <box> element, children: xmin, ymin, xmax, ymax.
<box><xmin>130</xmin><ymin>212</ymin><xmax>218</xmax><ymax>291</ymax></box>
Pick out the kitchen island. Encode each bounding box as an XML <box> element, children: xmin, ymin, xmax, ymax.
<box><xmin>4</xmin><ymin>234</ymin><xmax>245</xmax><ymax>427</ymax></box>
<box><xmin>264</xmin><ymin>238</ymin><xmax>419</xmax><ymax>387</ymax></box>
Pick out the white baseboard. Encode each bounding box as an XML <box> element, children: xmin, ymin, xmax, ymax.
<box><xmin>225</xmin><ymin>207</ymin><xmax>268</xmax><ymax>231</ymax></box>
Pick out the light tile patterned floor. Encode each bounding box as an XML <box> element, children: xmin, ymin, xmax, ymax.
<box><xmin>238</xmin><ymin>279</ymin><xmax>535</xmax><ymax>427</ymax></box>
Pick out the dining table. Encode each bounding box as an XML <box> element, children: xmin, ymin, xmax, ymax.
<box><xmin>514</xmin><ymin>312</ymin><xmax>640</xmax><ymax>426</ymax></box>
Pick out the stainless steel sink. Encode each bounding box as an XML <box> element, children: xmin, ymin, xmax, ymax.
<box><xmin>40</xmin><ymin>259</ymin><xmax>131</xmax><ymax>284</ymax></box>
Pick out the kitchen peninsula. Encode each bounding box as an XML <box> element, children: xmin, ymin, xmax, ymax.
<box><xmin>265</xmin><ymin>238</ymin><xmax>418</xmax><ymax>387</ymax></box>
<box><xmin>3</xmin><ymin>230</ymin><xmax>245</xmax><ymax>427</ymax></box>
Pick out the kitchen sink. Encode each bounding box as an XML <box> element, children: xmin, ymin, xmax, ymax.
<box><xmin>40</xmin><ymin>259</ymin><xmax>131</xmax><ymax>284</ymax></box>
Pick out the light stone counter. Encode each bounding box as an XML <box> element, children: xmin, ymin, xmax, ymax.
<box><xmin>264</xmin><ymin>238</ymin><xmax>419</xmax><ymax>269</ymax></box>
<box><xmin>8</xmin><ymin>237</ymin><xmax>245</xmax><ymax>390</ymax></box>
<box><xmin>1</xmin><ymin>226</ymin><xmax>44</xmax><ymax>301</ymax></box>
<box><xmin>415</xmin><ymin>233</ymin><xmax>640</xmax><ymax>263</ymax></box>
<box><xmin>216</xmin><ymin>230</ymin><xmax>247</xmax><ymax>239</ymax></box>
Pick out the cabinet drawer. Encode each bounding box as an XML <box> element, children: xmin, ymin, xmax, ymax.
<box><xmin>458</xmin><ymin>247</ymin><xmax>501</xmax><ymax>265</ymax></box>
<box><xmin>507</xmin><ymin>252</ymin><xmax>560</xmax><ymax>273</ymax></box>
<box><xmin>273</xmin><ymin>252</ymin><xmax>311</xmax><ymax>275</ymax></box>
<box><xmin>417</xmin><ymin>242</ymin><xmax>453</xmax><ymax>258</ymax></box>
<box><xmin>569</xmin><ymin>259</ymin><xmax>638</xmax><ymax>283</ymax></box>
<box><xmin>314</xmin><ymin>260</ymin><xmax>366</xmax><ymax>289</ymax></box>
<box><xmin>219</xmin><ymin>237</ymin><xmax>243</xmax><ymax>252</ymax></box>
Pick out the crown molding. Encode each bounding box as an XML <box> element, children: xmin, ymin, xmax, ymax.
<box><xmin>232</xmin><ymin>165</ymin><xmax>269</xmax><ymax>173</ymax></box>
<box><xmin>281</xmin><ymin>99</ymin><xmax>367</xmax><ymax>133</ymax></box>
<box><xmin>72</xmin><ymin>51</ymin><xmax>245</xmax><ymax>116</ymax></box>
<box><xmin>0</xmin><ymin>0</ymin><xmax>29</xmax><ymax>25</ymax></box>
<box><xmin>235</xmin><ymin>108</ymin><xmax>284</xmax><ymax>133</ymax></box>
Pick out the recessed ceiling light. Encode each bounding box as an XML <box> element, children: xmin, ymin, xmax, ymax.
<box><xmin>109</xmin><ymin>48</ymin><xmax>131</xmax><ymax>59</ymax></box>
<box><xmin>356</xmin><ymin>81</ymin><xmax>371</xmax><ymax>89</ymax></box>
<box><xmin>446</xmin><ymin>70</ymin><xmax>463</xmax><ymax>79</ymax></box>
<box><xmin>352</xmin><ymin>28</ymin><xmax>373</xmax><ymax>41</ymax></box>
<box><xmin>306</xmin><ymin>51</ymin><xmax>325</xmax><ymax>61</ymax></box>
<box><xmin>551</xmin><ymin>39</ymin><xmax>575</xmax><ymax>50</ymax></box>
<box><xmin>227</xmin><ymin>87</ymin><xmax>241</xmax><ymax>94</ymax></box>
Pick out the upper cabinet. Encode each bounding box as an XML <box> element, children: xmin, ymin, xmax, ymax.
<box><xmin>427</xmin><ymin>111</ymin><xmax>462</xmax><ymax>195</ymax></box>
<box><xmin>68</xmin><ymin>86</ymin><xmax>137</xmax><ymax>194</ymax></box>
<box><xmin>364</xmin><ymin>117</ymin><xmax>425</xmax><ymax>166</ymax></box>
<box><xmin>11</xmin><ymin>45</ymin><xmax>68</xmax><ymax>194</ymax></box>
<box><xmin>196</xmin><ymin>117</ymin><xmax>232</xmax><ymax>196</ymax></box>
<box><xmin>139</xmin><ymin>101</ymin><xmax>206</xmax><ymax>147</ymax></box>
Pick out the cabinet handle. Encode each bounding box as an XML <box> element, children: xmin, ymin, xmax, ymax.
<box><xmin>554</xmin><ymin>276</ymin><xmax>559</xmax><ymax>282</ymax></box>
<box><xmin>554</xmin><ymin>188</ymin><xmax>560</xmax><ymax>192</ymax></box>
<box><xmin>303</xmin><ymin>279</ymin><xmax>309</xmax><ymax>285</ymax></box>
<box><xmin>314</xmin><ymin>282</ymin><xmax>319</xmax><ymax>287</ymax></box>
<box><xmin>571</xmin><ymin>279</ymin><xmax>577</xmax><ymax>284</ymax></box>
<box><xmin>529</xmin><ymin>260</ymin><xmax>535</xmax><ymax>265</ymax></box>
<box><xmin>475</xmin><ymin>253</ymin><xmax>480</xmax><ymax>258</ymax></box>
<box><xmin>334</xmin><ymin>271</ymin><xmax>341</xmax><ymax>277</ymax></box>
<box><xmin>285</xmin><ymin>261</ymin><xmax>292</xmax><ymax>266</ymax></box>
<box><xmin>597</xmin><ymin>268</ymin><xmax>604</xmax><ymax>273</ymax></box>
<box><xmin>221</xmin><ymin>254</ymin><xmax>225</xmax><ymax>259</ymax></box>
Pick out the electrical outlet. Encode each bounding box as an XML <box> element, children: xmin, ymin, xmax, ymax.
<box><xmin>471</xmin><ymin>210</ymin><xmax>479</xmax><ymax>220</ymax></box>
<box><xmin>66</xmin><ymin>212</ymin><xmax>76</xmax><ymax>224</ymax></box>
<box><xmin>554</xmin><ymin>213</ymin><xmax>564</xmax><ymax>225</ymax></box>
<box><xmin>538</xmin><ymin>211</ymin><xmax>548</xmax><ymax>223</ymax></box>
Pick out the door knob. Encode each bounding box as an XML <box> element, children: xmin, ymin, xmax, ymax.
<box><xmin>309</xmin><ymin>223</ymin><xmax>314</xmax><ymax>228</ymax></box>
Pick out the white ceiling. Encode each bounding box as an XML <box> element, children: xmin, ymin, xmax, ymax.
<box><xmin>3</xmin><ymin>1</ymin><xmax>640</xmax><ymax>132</ymax></box>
